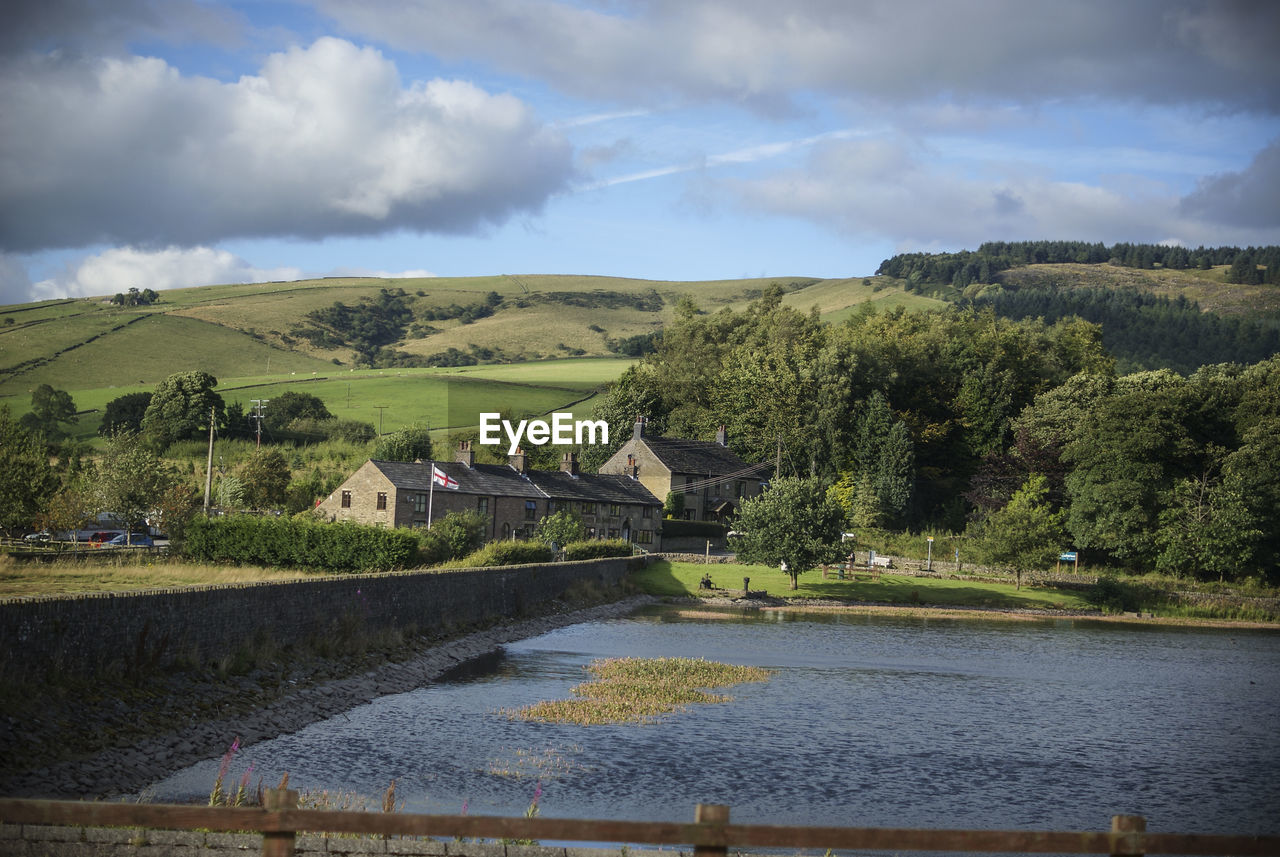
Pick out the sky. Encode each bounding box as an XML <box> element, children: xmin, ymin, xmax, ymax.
<box><xmin>2</xmin><ymin>0</ymin><xmax>1279</xmax><ymax>305</ymax></box>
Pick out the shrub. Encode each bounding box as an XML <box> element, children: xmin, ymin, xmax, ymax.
<box><xmin>457</xmin><ymin>540</ymin><xmax>554</xmax><ymax>567</ymax></box>
<box><xmin>183</xmin><ymin>515</ymin><xmax>417</xmax><ymax>572</ymax></box>
<box><xmin>562</xmin><ymin>539</ymin><xmax>631</xmax><ymax>560</ymax></box>
<box><xmin>1088</xmin><ymin>575</ymin><xmax>1164</xmax><ymax>614</ymax></box>
<box><xmin>533</xmin><ymin>510</ymin><xmax>586</xmax><ymax>546</ymax></box>
<box><xmin>418</xmin><ymin>511</ymin><xmax>489</xmax><ymax>564</ymax></box>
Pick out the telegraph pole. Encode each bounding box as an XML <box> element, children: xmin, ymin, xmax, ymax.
<box><xmin>374</xmin><ymin>405</ymin><xmax>388</xmax><ymax>436</ymax></box>
<box><xmin>250</xmin><ymin>399</ymin><xmax>269</xmax><ymax>448</ymax></box>
<box><xmin>203</xmin><ymin>406</ymin><xmax>215</xmax><ymax>515</ymax></box>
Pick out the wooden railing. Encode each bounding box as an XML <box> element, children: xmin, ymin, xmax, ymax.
<box><xmin>3</xmin><ymin>795</ymin><xmax>1279</xmax><ymax>857</ymax></box>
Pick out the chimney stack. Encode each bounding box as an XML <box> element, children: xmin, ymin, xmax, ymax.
<box><xmin>456</xmin><ymin>439</ymin><xmax>475</xmax><ymax>467</ymax></box>
<box><xmin>509</xmin><ymin>447</ymin><xmax>528</xmax><ymax>474</ymax></box>
<box><xmin>633</xmin><ymin>415</ymin><xmax>646</xmax><ymax>440</ymax></box>
<box><xmin>560</xmin><ymin>451</ymin><xmax>579</xmax><ymax>475</ymax></box>
<box><xmin>716</xmin><ymin>425</ymin><xmax>728</xmax><ymax>447</ymax></box>
<box><xmin>626</xmin><ymin>453</ymin><xmax>639</xmax><ymax>478</ymax></box>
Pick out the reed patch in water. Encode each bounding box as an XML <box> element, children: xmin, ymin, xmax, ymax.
<box><xmin>503</xmin><ymin>656</ymin><xmax>773</xmax><ymax>725</ymax></box>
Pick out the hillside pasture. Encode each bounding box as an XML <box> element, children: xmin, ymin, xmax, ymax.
<box><xmin>783</xmin><ymin>277</ymin><xmax>948</xmax><ymax>322</ymax></box>
<box><xmin>0</xmin><ymin>314</ymin><xmax>334</xmax><ymax>402</ymax></box>
<box><xmin>402</xmin><ymin>300</ymin><xmax>664</xmax><ymax>360</ymax></box>
<box><xmin>999</xmin><ymin>263</ymin><xmax>1280</xmax><ymax>319</ymax></box>
<box><xmin>216</xmin><ymin>369</ymin><xmax>605</xmax><ymax>437</ymax></box>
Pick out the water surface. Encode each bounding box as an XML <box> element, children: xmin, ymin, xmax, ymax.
<box><xmin>149</xmin><ymin>607</ymin><xmax>1280</xmax><ymax>835</ymax></box>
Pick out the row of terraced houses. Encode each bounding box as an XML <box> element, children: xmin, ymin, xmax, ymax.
<box><xmin>317</xmin><ymin>418</ymin><xmax>771</xmax><ymax>549</ymax></box>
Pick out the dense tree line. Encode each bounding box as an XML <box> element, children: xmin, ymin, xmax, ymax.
<box><xmin>582</xmin><ymin>287</ymin><xmax>1279</xmax><ymax>582</ymax></box>
<box><xmin>290</xmin><ymin>288</ymin><xmax>416</xmax><ymax>364</ymax></box>
<box><xmin>109</xmin><ymin>287</ymin><xmax>160</xmax><ymax>306</ymax></box>
<box><xmin>967</xmin><ymin>285</ymin><xmax>1280</xmax><ymax>374</ymax></box>
<box><xmin>877</xmin><ymin>242</ymin><xmax>1280</xmax><ymax>288</ymax></box>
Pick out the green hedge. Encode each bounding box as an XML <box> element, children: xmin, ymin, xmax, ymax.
<box><xmin>660</xmin><ymin>519</ymin><xmax>728</xmax><ymax>539</ymax></box>
<box><xmin>184</xmin><ymin>515</ymin><xmax>418</xmax><ymax>572</ymax></box>
<box><xmin>562</xmin><ymin>539</ymin><xmax>632</xmax><ymax>560</ymax></box>
<box><xmin>456</xmin><ymin>540</ymin><xmax>554</xmax><ymax>567</ymax></box>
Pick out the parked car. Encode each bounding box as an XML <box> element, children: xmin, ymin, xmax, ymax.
<box><xmin>105</xmin><ymin>533</ymin><xmax>153</xmax><ymax>547</ymax></box>
<box><xmin>89</xmin><ymin>531</ymin><xmax>121</xmax><ymax>546</ymax></box>
<box><xmin>24</xmin><ymin>531</ymin><xmax>51</xmax><ymax>542</ymax></box>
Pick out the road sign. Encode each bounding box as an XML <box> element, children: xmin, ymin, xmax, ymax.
<box><xmin>1059</xmin><ymin>552</ymin><xmax>1077</xmax><ymax>561</ymax></box>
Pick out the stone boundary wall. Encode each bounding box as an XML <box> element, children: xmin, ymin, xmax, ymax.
<box><xmin>0</xmin><ymin>824</ymin><xmax>684</xmax><ymax>857</ymax></box>
<box><xmin>0</xmin><ymin>558</ymin><xmax>641</xmax><ymax>682</ymax></box>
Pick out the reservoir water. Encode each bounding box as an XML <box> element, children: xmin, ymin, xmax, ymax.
<box><xmin>148</xmin><ymin>605</ymin><xmax>1280</xmax><ymax>835</ymax></box>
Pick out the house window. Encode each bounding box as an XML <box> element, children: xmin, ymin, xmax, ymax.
<box><xmin>525</xmin><ymin>500</ymin><xmax>538</xmax><ymax>520</ymax></box>
<box><xmin>340</xmin><ymin>490</ymin><xmax>351</xmax><ymax>508</ymax></box>
<box><xmin>547</xmin><ymin>499</ymin><xmax>558</xmax><ymax>513</ymax></box>
<box><xmin>608</xmin><ymin>528</ymin><xmax>619</xmax><ymax>539</ymax></box>
<box><xmin>609</xmin><ymin>503</ymin><xmax>621</xmax><ymax>517</ymax></box>
<box><xmin>736</xmin><ymin>481</ymin><xmax>744</xmax><ymax>498</ymax></box>
<box><xmin>376</xmin><ymin>492</ymin><xmax>387</xmax><ymax>510</ymax></box>
<box><xmin>477</xmin><ymin>497</ymin><xmax>489</xmax><ymax>514</ymax></box>
<box><xmin>581</xmin><ymin>501</ymin><xmax>596</xmax><ymax>515</ymax></box>
<box><xmin>635</xmin><ymin>529</ymin><xmax>652</xmax><ymax>544</ymax></box>
<box><xmin>685</xmin><ymin>476</ymin><xmax>697</xmax><ymax>494</ymax></box>
<box><xmin>642</xmin><ymin>505</ymin><xmax>653</xmax><ymax>518</ymax></box>
<box><xmin>413</xmin><ymin>493</ymin><xmax>427</xmax><ymax>514</ymax></box>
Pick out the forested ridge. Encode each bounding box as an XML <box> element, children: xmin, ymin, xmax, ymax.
<box><xmin>873</xmin><ymin>241</ymin><xmax>1280</xmax><ymax>374</ymax></box>
<box><xmin>585</xmin><ymin>287</ymin><xmax>1280</xmax><ymax>582</ymax></box>
<box><xmin>878</xmin><ymin>240</ymin><xmax>1280</xmax><ymax>288</ymax></box>
<box><xmin>969</xmin><ymin>286</ymin><xmax>1280</xmax><ymax>374</ymax></box>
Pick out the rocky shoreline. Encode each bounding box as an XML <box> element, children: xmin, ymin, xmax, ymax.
<box><xmin>0</xmin><ymin>594</ymin><xmax>656</xmax><ymax>801</ymax></box>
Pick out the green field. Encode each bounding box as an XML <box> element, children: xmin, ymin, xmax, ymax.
<box><xmin>633</xmin><ymin>560</ymin><xmax>1094</xmax><ymax>611</ymax></box>
<box><xmin>5</xmin><ymin>269</ymin><xmax>918</xmax><ymax>441</ymax></box>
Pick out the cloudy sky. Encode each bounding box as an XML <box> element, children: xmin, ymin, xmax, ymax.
<box><xmin>2</xmin><ymin>0</ymin><xmax>1278</xmax><ymax>304</ymax></box>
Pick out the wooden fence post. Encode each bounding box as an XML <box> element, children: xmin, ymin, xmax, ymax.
<box><xmin>694</xmin><ymin>803</ymin><xmax>729</xmax><ymax>857</ymax></box>
<box><xmin>1111</xmin><ymin>815</ymin><xmax>1146</xmax><ymax>857</ymax></box>
<box><xmin>261</xmin><ymin>788</ymin><xmax>299</xmax><ymax>857</ymax></box>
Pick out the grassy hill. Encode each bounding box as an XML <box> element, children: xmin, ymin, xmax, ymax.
<box><xmin>6</xmin><ymin>261</ymin><xmax>1267</xmax><ymax>445</ymax></box>
<box><xmin>1</xmin><ymin>274</ymin><xmax>939</xmax><ymax>444</ymax></box>
<box><xmin>997</xmin><ymin>263</ymin><xmax>1280</xmax><ymax>318</ymax></box>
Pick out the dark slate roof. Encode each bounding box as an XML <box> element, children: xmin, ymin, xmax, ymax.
<box><xmin>528</xmin><ymin>470</ymin><xmax>662</xmax><ymax>506</ymax></box>
<box><xmin>639</xmin><ymin>436</ymin><xmax>768</xmax><ymax>478</ymax></box>
<box><xmin>370</xmin><ymin>460</ymin><xmax>543</xmax><ymax>498</ymax></box>
<box><xmin>371</xmin><ymin>459</ymin><xmax>660</xmax><ymax>505</ymax></box>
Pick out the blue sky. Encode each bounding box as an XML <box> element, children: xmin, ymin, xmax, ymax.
<box><xmin>2</xmin><ymin>0</ymin><xmax>1278</xmax><ymax>303</ymax></box>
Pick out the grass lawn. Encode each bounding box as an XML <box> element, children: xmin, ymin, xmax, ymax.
<box><xmin>632</xmin><ymin>559</ymin><xmax>1094</xmax><ymax>611</ymax></box>
<box><xmin>0</xmin><ymin>556</ymin><xmax>314</xmax><ymax>598</ymax></box>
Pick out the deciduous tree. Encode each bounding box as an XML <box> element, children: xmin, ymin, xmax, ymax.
<box><xmin>730</xmin><ymin>476</ymin><xmax>845</xmax><ymax>590</ymax></box>
<box><xmin>0</xmin><ymin>406</ymin><xmax>58</xmax><ymax>536</ymax></box>
<box><xmin>971</xmin><ymin>474</ymin><xmax>1066</xmax><ymax>590</ymax></box>
<box><xmin>373</xmin><ymin>424</ymin><xmax>433</xmax><ymax>462</ymax></box>
<box><xmin>20</xmin><ymin>384</ymin><xmax>78</xmax><ymax>440</ymax></box>
<box><xmin>1155</xmin><ymin>473</ymin><xmax>1261</xmax><ymax>582</ymax></box>
<box><xmin>142</xmin><ymin>371</ymin><xmax>224</xmax><ymax>449</ymax></box>
<box><xmin>238</xmin><ymin>449</ymin><xmax>291</xmax><ymax>509</ymax></box>
<box><xmin>92</xmin><ymin>431</ymin><xmax>177</xmax><ymax>542</ymax></box>
<box><xmin>99</xmin><ymin>391</ymin><xmax>152</xmax><ymax>437</ymax></box>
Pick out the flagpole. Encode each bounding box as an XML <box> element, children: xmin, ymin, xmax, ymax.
<box><xmin>427</xmin><ymin>462</ymin><xmax>435</xmax><ymax>529</ymax></box>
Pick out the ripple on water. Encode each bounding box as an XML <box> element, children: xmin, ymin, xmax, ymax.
<box><xmin>146</xmin><ymin>608</ymin><xmax>1280</xmax><ymax>833</ymax></box>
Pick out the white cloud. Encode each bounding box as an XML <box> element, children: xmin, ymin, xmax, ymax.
<box><xmin>715</xmin><ymin>137</ymin><xmax>1280</xmax><ymax>252</ymax></box>
<box><xmin>313</xmin><ymin>0</ymin><xmax>1280</xmax><ymax>114</ymax></box>
<box><xmin>0</xmin><ymin>37</ymin><xmax>575</xmax><ymax>254</ymax></box>
<box><xmin>326</xmin><ymin>266</ymin><xmax>438</xmax><ymax>279</ymax></box>
<box><xmin>30</xmin><ymin>246</ymin><xmax>304</xmax><ymax>299</ymax></box>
